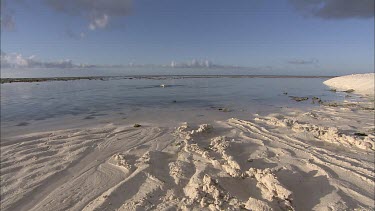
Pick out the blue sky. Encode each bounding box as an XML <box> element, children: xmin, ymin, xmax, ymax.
<box><xmin>1</xmin><ymin>0</ymin><xmax>374</xmax><ymax>73</ymax></box>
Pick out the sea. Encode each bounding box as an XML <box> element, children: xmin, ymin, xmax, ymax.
<box><xmin>0</xmin><ymin>67</ymin><xmax>359</xmax><ymax>137</ymax></box>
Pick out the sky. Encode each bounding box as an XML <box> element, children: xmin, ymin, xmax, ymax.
<box><xmin>1</xmin><ymin>0</ymin><xmax>374</xmax><ymax>74</ymax></box>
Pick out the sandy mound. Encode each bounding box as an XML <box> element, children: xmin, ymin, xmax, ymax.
<box><xmin>323</xmin><ymin>73</ymin><xmax>374</xmax><ymax>96</ymax></box>
<box><xmin>1</xmin><ymin>107</ymin><xmax>374</xmax><ymax>210</ymax></box>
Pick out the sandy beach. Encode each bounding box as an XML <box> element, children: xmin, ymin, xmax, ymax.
<box><xmin>324</xmin><ymin>73</ymin><xmax>375</xmax><ymax>97</ymax></box>
<box><xmin>2</xmin><ymin>0</ymin><xmax>374</xmax><ymax>209</ymax></box>
<box><xmin>1</xmin><ymin>74</ymin><xmax>374</xmax><ymax>211</ymax></box>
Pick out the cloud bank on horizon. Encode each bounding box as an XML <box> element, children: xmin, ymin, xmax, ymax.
<box><xmin>0</xmin><ymin>52</ymin><xmax>75</xmax><ymax>68</ymax></box>
<box><xmin>0</xmin><ymin>52</ymin><xmax>247</xmax><ymax>69</ymax></box>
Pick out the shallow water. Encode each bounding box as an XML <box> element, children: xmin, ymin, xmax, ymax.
<box><xmin>1</xmin><ymin>77</ymin><xmax>352</xmax><ymax>125</ymax></box>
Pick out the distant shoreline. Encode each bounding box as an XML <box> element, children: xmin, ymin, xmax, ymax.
<box><xmin>0</xmin><ymin>75</ymin><xmax>336</xmax><ymax>84</ymax></box>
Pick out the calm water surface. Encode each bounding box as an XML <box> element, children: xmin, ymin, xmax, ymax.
<box><xmin>1</xmin><ymin>77</ymin><xmax>352</xmax><ymax>125</ymax></box>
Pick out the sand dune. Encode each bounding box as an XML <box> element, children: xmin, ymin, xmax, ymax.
<box><xmin>1</xmin><ymin>105</ymin><xmax>374</xmax><ymax>211</ymax></box>
<box><xmin>324</xmin><ymin>73</ymin><xmax>375</xmax><ymax>96</ymax></box>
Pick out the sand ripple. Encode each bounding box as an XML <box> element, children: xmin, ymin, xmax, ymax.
<box><xmin>1</xmin><ymin>108</ymin><xmax>374</xmax><ymax>210</ymax></box>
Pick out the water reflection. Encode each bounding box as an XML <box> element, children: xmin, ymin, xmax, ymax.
<box><xmin>1</xmin><ymin>77</ymin><xmax>352</xmax><ymax>123</ymax></box>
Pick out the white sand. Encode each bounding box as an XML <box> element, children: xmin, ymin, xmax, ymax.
<box><xmin>324</xmin><ymin>73</ymin><xmax>375</xmax><ymax>96</ymax></box>
<box><xmin>1</xmin><ymin>104</ymin><xmax>374</xmax><ymax>211</ymax></box>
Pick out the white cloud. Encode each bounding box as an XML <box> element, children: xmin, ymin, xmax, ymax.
<box><xmin>1</xmin><ymin>52</ymin><xmax>74</xmax><ymax>68</ymax></box>
<box><xmin>89</xmin><ymin>14</ymin><xmax>109</xmax><ymax>30</ymax></box>
<box><xmin>1</xmin><ymin>52</ymin><xmax>29</xmax><ymax>67</ymax></box>
<box><xmin>2</xmin><ymin>0</ymin><xmax>132</xmax><ymax>32</ymax></box>
<box><xmin>45</xmin><ymin>0</ymin><xmax>132</xmax><ymax>30</ymax></box>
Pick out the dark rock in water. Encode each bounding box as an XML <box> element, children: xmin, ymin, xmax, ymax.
<box><xmin>84</xmin><ymin>116</ymin><xmax>95</xmax><ymax>120</ymax></box>
<box><xmin>311</xmin><ymin>97</ymin><xmax>323</xmax><ymax>104</ymax></box>
<box><xmin>16</xmin><ymin>122</ymin><xmax>30</xmax><ymax>126</ymax></box>
<box><xmin>329</xmin><ymin>89</ymin><xmax>337</xmax><ymax>92</ymax></box>
<box><xmin>367</xmin><ymin>128</ymin><xmax>375</xmax><ymax>133</ymax></box>
<box><xmin>133</xmin><ymin>124</ymin><xmax>141</xmax><ymax>128</ymax></box>
<box><xmin>324</xmin><ymin>102</ymin><xmax>339</xmax><ymax>107</ymax></box>
<box><xmin>290</xmin><ymin>96</ymin><xmax>309</xmax><ymax>102</ymax></box>
<box><xmin>172</xmin><ymin>100</ymin><xmax>177</xmax><ymax>103</ymax></box>
<box><xmin>343</xmin><ymin>89</ymin><xmax>355</xmax><ymax>93</ymax></box>
<box><xmin>283</xmin><ymin>92</ymin><xmax>288</xmax><ymax>95</ymax></box>
<box><xmin>344</xmin><ymin>103</ymin><xmax>358</xmax><ymax>108</ymax></box>
<box><xmin>354</xmin><ymin>132</ymin><xmax>367</xmax><ymax>136</ymax></box>
<box><xmin>361</xmin><ymin>107</ymin><xmax>375</xmax><ymax>111</ymax></box>
<box><xmin>218</xmin><ymin>108</ymin><xmax>230</xmax><ymax>112</ymax></box>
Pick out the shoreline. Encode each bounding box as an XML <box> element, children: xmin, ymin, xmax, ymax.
<box><xmin>1</xmin><ymin>104</ymin><xmax>374</xmax><ymax>210</ymax></box>
<box><xmin>1</xmin><ymin>99</ymin><xmax>373</xmax><ymax>140</ymax></box>
<box><xmin>1</xmin><ymin>74</ymin><xmax>374</xmax><ymax>210</ymax></box>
